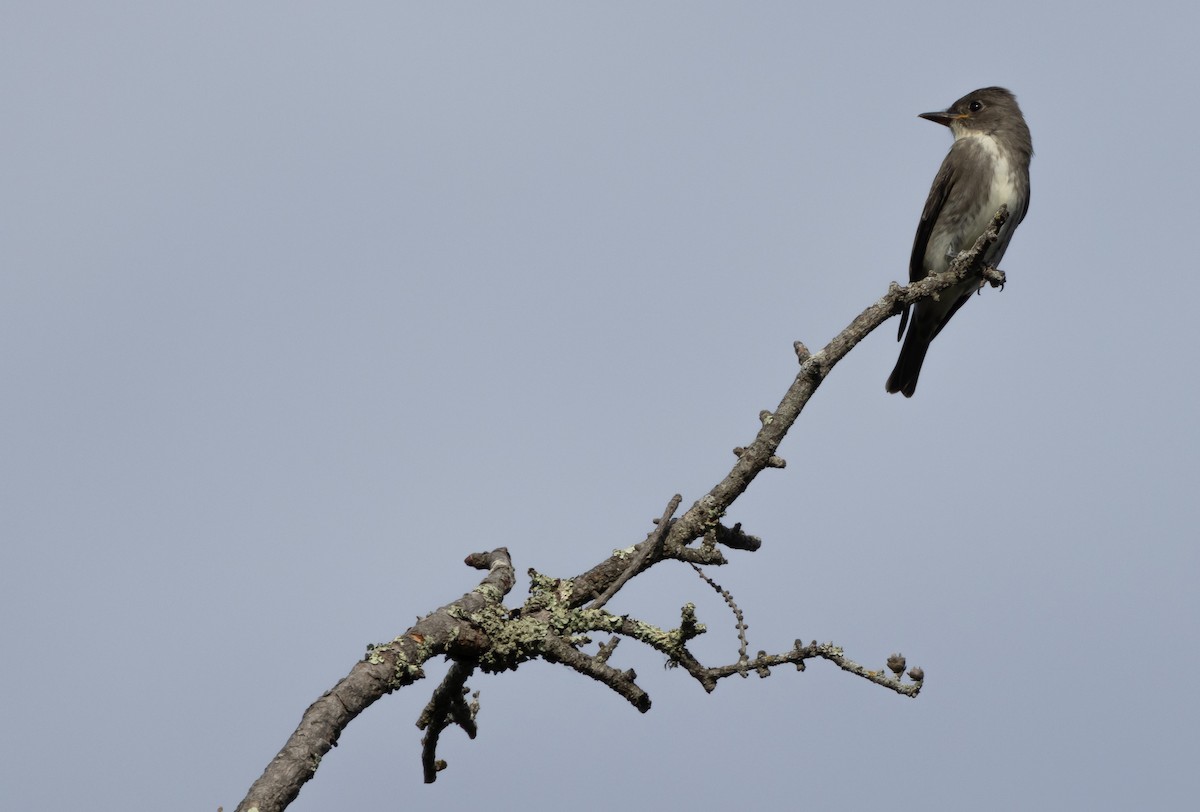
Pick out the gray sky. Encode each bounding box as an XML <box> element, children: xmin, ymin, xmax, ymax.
<box><xmin>3</xmin><ymin>3</ymin><xmax>1198</xmax><ymax>810</ymax></box>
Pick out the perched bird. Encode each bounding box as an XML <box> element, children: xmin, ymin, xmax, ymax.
<box><xmin>886</xmin><ymin>87</ymin><xmax>1032</xmax><ymax>397</ymax></box>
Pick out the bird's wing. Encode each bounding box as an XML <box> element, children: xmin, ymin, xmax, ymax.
<box><xmin>1015</xmin><ymin>175</ymin><xmax>1030</xmax><ymax>225</ymax></box>
<box><xmin>910</xmin><ymin>154</ymin><xmax>956</xmax><ymax>283</ymax></box>
<box><xmin>898</xmin><ymin>152</ymin><xmax>957</xmax><ymax>341</ymax></box>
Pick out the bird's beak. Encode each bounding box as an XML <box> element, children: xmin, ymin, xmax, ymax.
<box><xmin>918</xmin><ymin>110</ymin><xmax>963</xmax><ymax>127</ymax></box>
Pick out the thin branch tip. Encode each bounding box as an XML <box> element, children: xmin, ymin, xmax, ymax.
<box><xmin>588</xmin><ymin>494</ymin><xmax>680</xmax><ymax>610</ymax></box>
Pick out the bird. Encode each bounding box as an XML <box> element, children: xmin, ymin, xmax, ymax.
<box><xmin>886</xmin><ymin>87</ymin><xmax>1032</xmax><ymax>397</ymax></box>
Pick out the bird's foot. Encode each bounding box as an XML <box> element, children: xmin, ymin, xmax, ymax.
<box><xmin>980</xmin><ymin>266</ymin><xmax>1006</xmax><ymax>291</ymax></box>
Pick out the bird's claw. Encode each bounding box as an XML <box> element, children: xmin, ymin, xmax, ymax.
<box><xmin>980</xmin><ymin>266</ymin><xmax>1007</xmax><ymax>291</ymax></box>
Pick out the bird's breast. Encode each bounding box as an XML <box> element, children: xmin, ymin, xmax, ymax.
<box><xmin>973</xmin><ymin>133</ymin><xmax>1021</xmax><ymax>217</ymax></box>
<box><xmin>926</xmin><ymin>133</ymin><xmax>1023</xmax><ymax>270</ymax></box>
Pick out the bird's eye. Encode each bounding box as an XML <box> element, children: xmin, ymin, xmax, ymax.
<box><xmin>968</xmin><ymin>100</ymin><xmax>984</xmax><ymax>112</ymax></box>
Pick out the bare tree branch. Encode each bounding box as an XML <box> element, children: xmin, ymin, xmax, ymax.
<box><xmin>541</xmin><ymin>633</ymin><xmax>651</xmax><ymax>712</ymax></box>
<box><xmin>416</xmin><ymin>660</ymin><xmax>479</xmax><ymax>783</ymax></box>
<box><xmin>235</xmin><ymin>549</ymin><xmax>514</xmax><ymax>812</ymax></box>
<box><xmin>589</xmin><ymin>493</ymin><xmax>682</xmax><ymax>611</ymax></box>
<box><xmin>562</xmin><ymin>207</ymin><xmax>1010</xmax><ymax>608</ymax></box>
<box><xmin>690</xmin><ymin>564</ymin><xmax>750</xmax><ymax>670</ymax></box>
<box><xmin>233</xmin><ymin>207</ymin><xmax>1008</xmax><ymax>811</ymax></box>
<box><xmin>694</xmin><ymin>640</ymin><xmax>924</xmax><ymax>696</ymax></box>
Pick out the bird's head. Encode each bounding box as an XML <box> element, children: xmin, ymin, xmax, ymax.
<box><xmin>919</xmin><ymin>86</ymin><xmax>1025</xmax><ymax>140</ymax></box>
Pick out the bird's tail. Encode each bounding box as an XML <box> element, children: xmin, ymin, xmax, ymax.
<box><xmin>885</xmin><ymin>327</ymin><xmax>933</xmax><ymax>398</ymax></box>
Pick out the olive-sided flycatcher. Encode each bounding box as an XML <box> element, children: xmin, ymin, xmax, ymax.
<box><xmin>886</xmin><ymin>87</ymin><xmax>1032</xmax><ymax>397</ymax></box>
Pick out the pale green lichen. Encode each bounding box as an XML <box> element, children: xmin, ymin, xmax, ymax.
<box><xmin>525</xmin><ymin>569</ymin><xmax>573</xmax><ymax>603</ymax></box>
<box><xmin>815</xmin><ymin>642</ymin><xmax>844</xmax><ymax>658</ymax></box>
<box><xmin>615</xmin><ymin>606</ymin><xmax>707</xmax><ymax>660</ymax></box>
<box><xmin>468</xmin><ymin>570</ymin><xmax>634</xmax><ymax>672</ymax></box>
<box><xmin>568</xmin><ymin>608</ymin><xmax>625</xmax><ymax>635</ymax></box>
<box><xmin>473</xmin><ymin>608</ymin><xmax>549</xmax><ymax>673</ymax></box>
<box><xmin>690</xmin><ymin>495</ymin><xmax>727</xmax><ymax>534</ymax></box>
<box><xmin>472</xmin><ymin>582</ymin><xmax>506</xmax><ymax>602</ymax></box>
<box><xmin>439</xmin><ymin>565</ymin><xmax>711</xmax><ymax>677</ymax></box>
<box><xmin>364</xmin><ymin>635</ymin><xmax>429</xmax><ymax>687</ymax></box>
<box><xmin>522</xmin><ymin>570</ymin><xmax>578</xmax><ymax>617</ymax></box>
